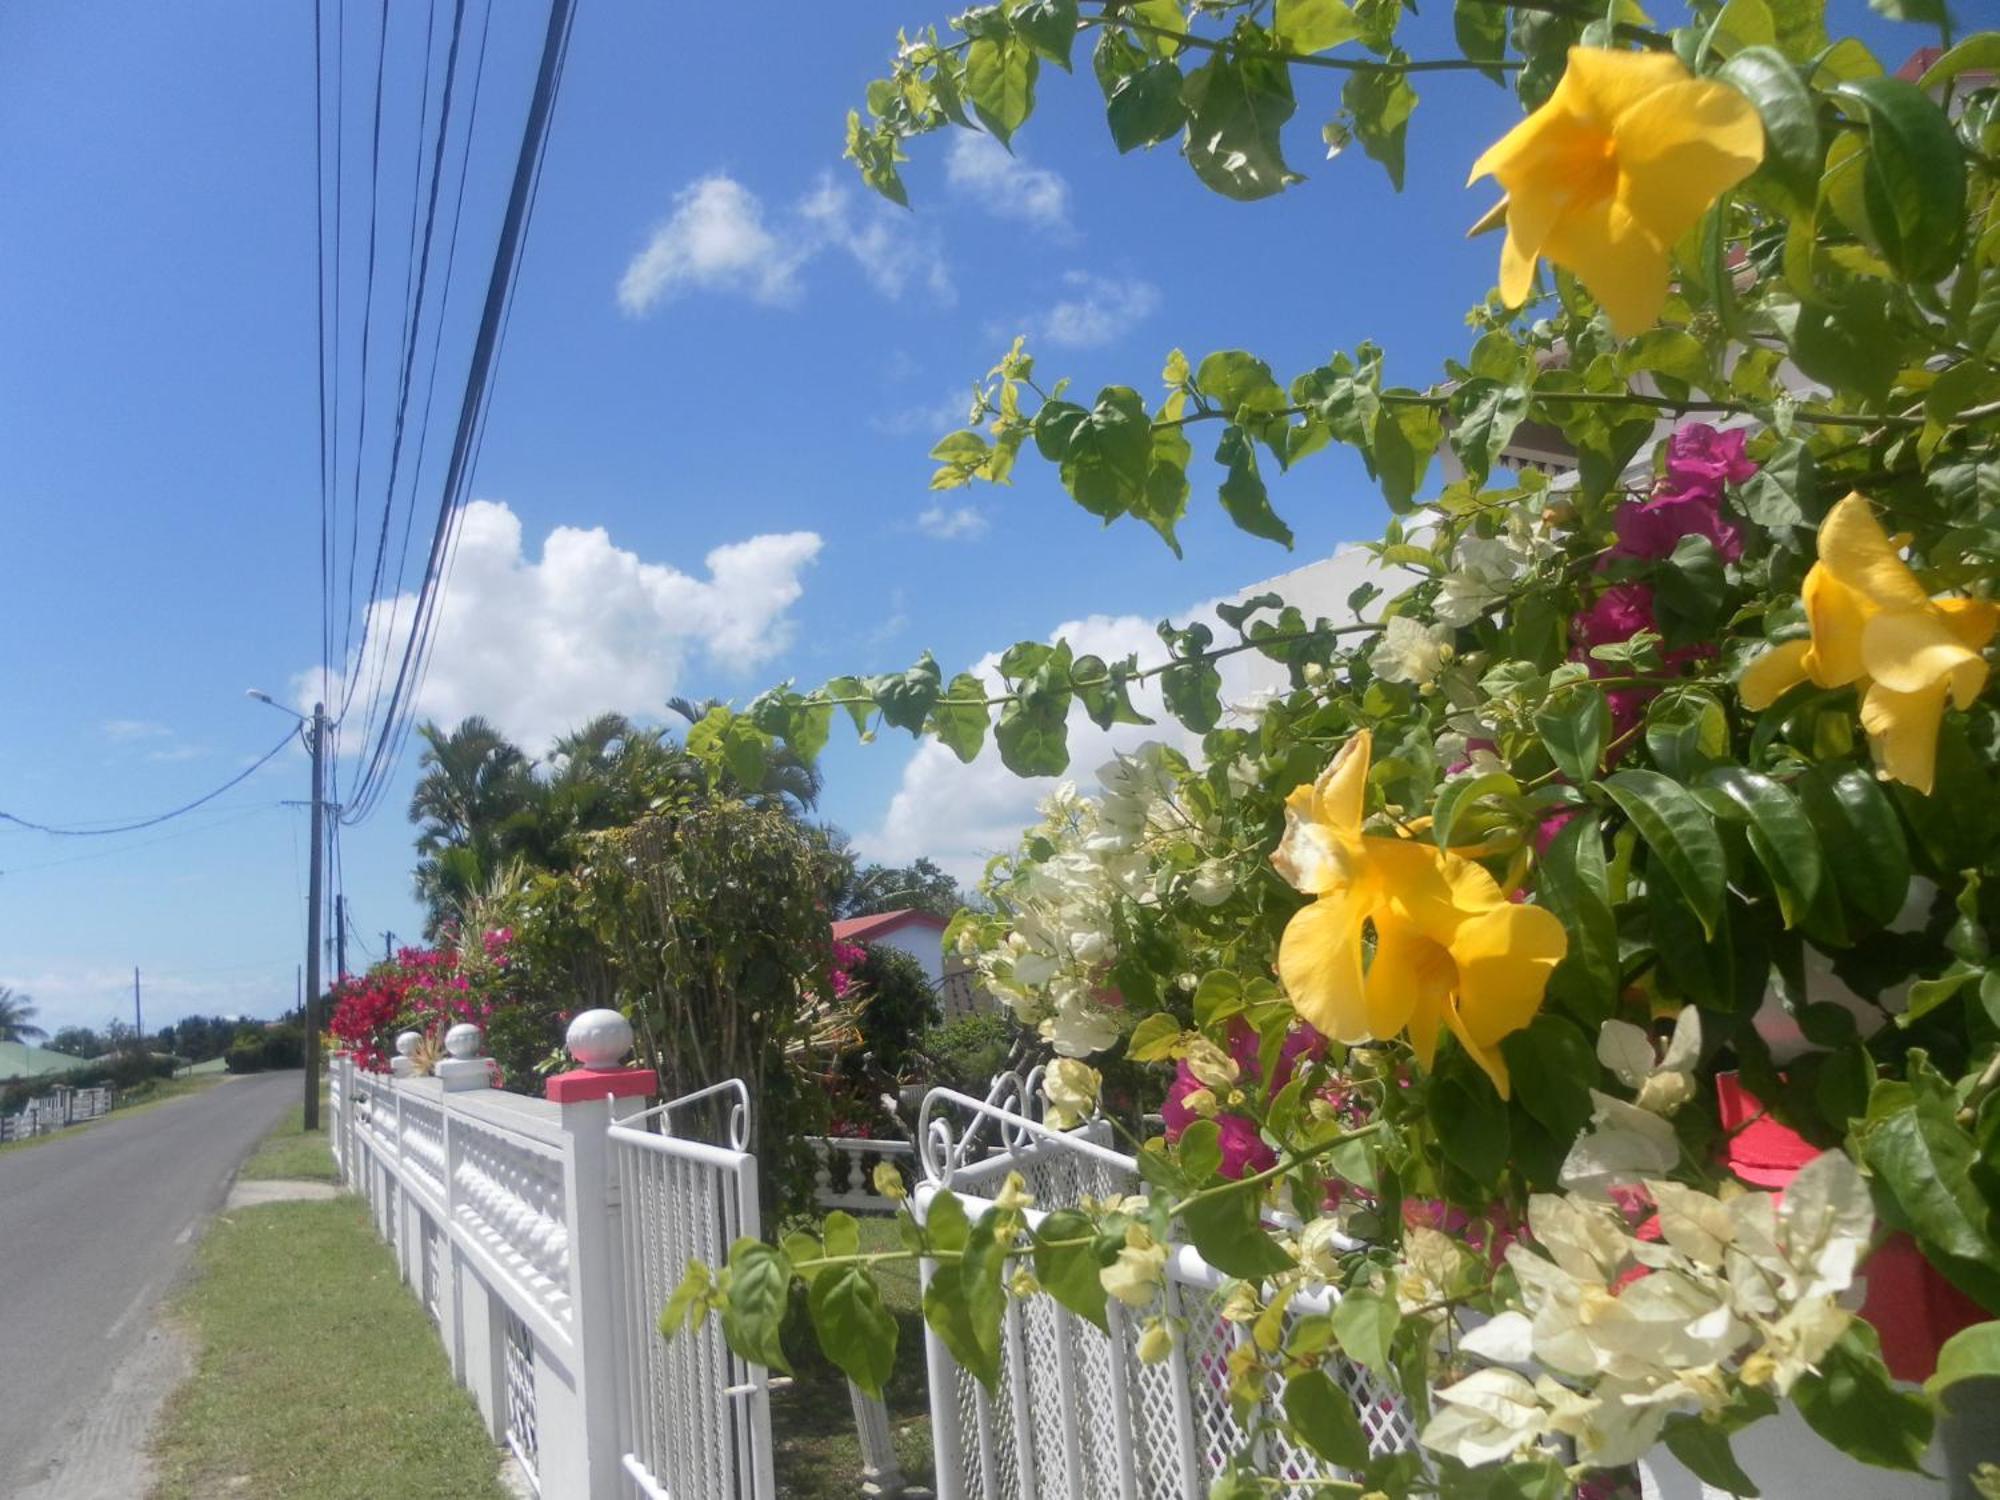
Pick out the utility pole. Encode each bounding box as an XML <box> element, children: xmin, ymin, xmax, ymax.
<box><xmin>383</xmin><ymin>930</ymin><xmax>394</xmax><ymax>961</ymax></box>
<box><xmin>335</xmin><ymin>894</ymin><xmax>349</xmax><ymax>984</ymax></box>
<box><xmin>132</xmin><ymin>966</ymin><xmax>143</xmax><ymax>1049</ymax></box>
<box><xmin>303</xmin><ymin>702</ymin><xmax>325</xmax><ymax>1131</ymax></box>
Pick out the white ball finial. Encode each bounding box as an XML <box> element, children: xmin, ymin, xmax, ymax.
<box><xmin>565</xmin><ymin>1009</ymin><xmax>634</xmax><ymax>1068</ymax></box>
<box><xmin>395</xmin><ymin>1031</ymin><xmax>422</xmax><ymax>1057</ymax></box>
<box><xmin>444</xmin><ymin>1022</ymin><xmax>483</xmax><ymax>1060</ymax></box>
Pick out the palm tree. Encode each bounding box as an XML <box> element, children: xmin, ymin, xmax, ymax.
<box><xmin>665</xmin><ymin>696</ymin><xmax>825</xmax><ymax>814</ymax></box>
<box><xmin>0</xmin><ymin>986</ymin><xmax>46</xmax><ymax>1045</ymax></box>
<box><xmin>409</xmin><ymin>718</ymin><xmax>537</xmax><ymax>935</ymax></box>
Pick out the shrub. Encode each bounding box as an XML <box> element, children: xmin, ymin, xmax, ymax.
<box><xmin>918</xmin><ymin>1012</ymin><xmax>1019</xmax><ymax>1096</ymax></box>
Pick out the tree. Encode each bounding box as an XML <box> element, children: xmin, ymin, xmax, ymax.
<box><xmin>834</xmin><ymin>855</ymin><xmax>968</xmax><ymax>921</ymax></box>
<box><xmin>47</xmin><ymin>1025</ymin><xmax>104</xmax><ymax>1059</ymax></box>
<box><xmin>0</xmin><ymin>986</ymin><xmax>45</xmax><ymax>1045</ymax></box>
<box><xmin>409</xmin><ymin>717</ymin><xmax>538</xmax><ymax>934</ymax></box>
<box><xmin>668</xmin><ymin>695</ymin><xmax>825</xmax><ymax>813</ymax></box>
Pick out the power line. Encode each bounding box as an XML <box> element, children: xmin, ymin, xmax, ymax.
<box><xmin>341</xmin><ymin>0</ymin><xmax>577</xmax><ymax>825</ymax></box>
<box><xmin>0</xmin><ymin>730</ymin><xmax>297</xmax><ymax>837</ymax></box>
<box><xmin>0</xmin><ymin>802</ymin><xmax>285</xmax><ymax>876</ymax></box>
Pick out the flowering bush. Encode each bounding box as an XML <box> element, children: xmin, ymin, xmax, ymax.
<box><xmin>328</xmin><ymin>933</ymin><xmax>512</xmax><ymax>1074</ymax></box>
<box><xmin>666</xmin><ymin>8</ymin><xmax>2000</xmax><ymax>1495</ymax></box>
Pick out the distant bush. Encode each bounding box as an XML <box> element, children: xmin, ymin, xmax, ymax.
<box><xmin>919</xmin><ymin>1011</ymin><xmax>1019</xmax><ymax>1096</ymax></box>
<box><xmin>225</xmin><ymin>1024</ymin><xmax>304</xmax><ymax>1074</ymax></box>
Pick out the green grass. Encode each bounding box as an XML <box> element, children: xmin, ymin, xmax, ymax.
<box><xmin>182</xmin><ymin>1056</ymin><xmax>231</xmax><ymax>1076</ymax></box>
<box><xmin>770</xmin><ymin>1215</ymin><xmax>935</xmax><ymax>1499</ymax></box>
<box><xmin>237</xmin><ymin>1099</ymin><xmax>341</xmax><ymax>1183</ymax></box>
<box><xmin>151</xmin><ymin>1195</ymin><xmax>504</xmax><ymax>1499</ymax></box>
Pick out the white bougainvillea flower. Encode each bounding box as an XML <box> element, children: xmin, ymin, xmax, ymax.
<box><xmin>1559</xmin><ymin>1089</ymin><xmax>1682</xmax><ymax>1197</ymax></box>
<box><xmin>1773</xmin><ymin>1148</ymin><xmax>1873</xmax><ymax>1301</ymax></box>
<box><xmin>1598</xmin><ymin>1004</ymin><xmax>1701</xmax><ymax>1116</ymax></box>
<box><xmin>1041</xmin><ymin>1057</ymin><xmax>1102</xmax><ymax>1130</ymax></box>
<box><xmin>1370</xmin><ymin>614</ymin><xmax>1455</xmax><ymax>686</ymax></box>
<box><xmin>1422</xmin><ymin>1368</ymin><xmax>1547</xmax><ymax>1466</ymax></box>
<box><xmin>1100</xmin><ymin>1226</ymin><xmax>1168</xmax><ymax>1308</ymax></box>
<box><xmin>1188</xmin><ymin>857</ymin><xmax>1236</xmax><ymax>907</ymax></box>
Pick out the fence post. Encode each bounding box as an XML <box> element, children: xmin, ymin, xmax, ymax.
<box><xmin>849</xmin><ymin>1381</ymin><xmax>911</xmax><ymax>1498</ymax></box>
<box><xmin>548</xmin><ymin>1009</ymin><xmax>655</xmax><ymax>1496</ymax></box>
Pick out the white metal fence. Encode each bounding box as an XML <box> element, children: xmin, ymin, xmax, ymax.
<box><xmin>0</xmin><ymin>1083</ymin><xmax>113</xmax><ymax>1142</ymax></box>
<box><xmin>912</xmin><ymin>1073</ymin><xmax>1418</xmax><ymax>1500</ymax></box>
<box><xmin>329</xmin><ymin>1040</ymin><xmax>773</xmax><ymax>1500</ymax></box>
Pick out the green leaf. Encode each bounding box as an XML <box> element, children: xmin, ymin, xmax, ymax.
<box><xmin>1274</xmin><ymin>0</ymin><xmax>1361</xmax><ymax>54</ymax></box>
<box><xmin>1181</xmin><ymin>48</ymin><xmax>1302</xmax><ymax>201</ymax></box>
<box><xmin>994</xmin><ymin>681</ymin><xmax>1071</xmax><ymax>775</ymax></box>
<box><xmin>1452</xmin><ymin>0</ymin><xmax>1510</xmax><ymax>84</ymax></box>
<box><xmin>1342</xmin><ymin>59</ymin><xmax>1417</xmax><ymax>191</ymax></box>
<box><xmin>1604</xmin><ymin>769</ymin><xmax>1728</xmax><ymax>939</ymax></box>
<box><xmin>1178</xmin><ymin>1118</ymin><xmax>1223</xmax><ymax>1182</ymax></box>
<box><xmin>1060</xmin><ymin>386</ymin><xmax>1153</xmax><ymax>520</ymax></box>
<box><xmin>1536</xmin><ymin>811</ymin><xmax>1621</xmax><ymax>1024</ymax></box>
<box><xmin>1433</xmin><ymin>768</ymin><xmax>1520</xmax><ymax>850</ymax></box>
<box><xmin>1793</xmin><ymin>1322</ymin><xmax>1935</xmax><ymax>1471</ymax></box>
<box><xmin>719</xmin><ymin>1239</ymin><xmax>792</xmax><ymax>1376</ymax></box>
<box><xmin>1702</xmin><ymin>766</ymin><xmax>1826</xmax><ymax>927</ymax></box>
<box><xmin>1369</xmin><ymin>397</ymin><xmax>1442</xmax><ymax>512</ymax></box>
<box><xmin>923</xmin><ymin>1260</ymin><xmax>997</xmax><ymax>1388</ymax></box>
<box><xmin>1430</xmin><ymin>1063</ymin><xmax>1509</xmax><ymax>1188</ymax></box>
<box><xmin>1860</xmin><ymin>1085</ymin><xmax>2000</xmax><ymax>1310</ymax></box>
<box><xmin>1719</xmin><ymin>47</ymin><xmax>1821</xmax><ymax>209</ymax></box>
<box><xmin>1449</xmin><ymin>378</ymin><xmax>1531</xmax><ymax>486</ymax></box>
<box><xmin>1795</xmin><ymin>763</ymin><xmax>1911</xmax><ymax>930</ymax></box>
<box><xmin>1128</xmin><ymin>1012</ymin><xmax>1182</xmax><ymax>1062</ymax></box>
<box><xmin>1285</xmin><ymin>1369</ymin><xmax>1370</xmax><ymax>1469</ymax></box>
<box><xmin>1926</xmin><ymin>1319</ymin><xmax>2000</xmax><ymax>1396</ymax></box>
<box><xmin>1330</xmin><ymin>1285</ymin><xmax>1398</xmax><ymax>1375</ymax></box>
<box><xmin>1007</xmin><ymin>0</ymin><xmax>1078</xmax><ymax>69</ymax></box>
<box><xmin>1034</xmin><ymin>1209</ymin><xmax>1113</xmax><ymax>1330</ymax></box>
<box><xmin>1179</xmin><ymin>1188</ymin><xmax>1295</xmax><ymax>1280</ymax></box>
<box><xmin>1107</xmin><ymin>61</ymin><xmax>1187</xmax><ymax>151</ymax></box>
<box><xmin>1499</xmin><ymin>1015</ymin><xmax>1597</xmax><ymax>1141</ymax></box>
<box><xmin>809</xmin><ymin>1263</ymin><xmax>898</xmax><ymax>1398</ymax></box>
<box><xmin>1830</xmin><ymin>77</ymin><xmax>1966</xmax><ymax>283</ymax></box>
<box><xmin>1535</xmin><ymin>688</ymin><xmax>1608</xmax><ymax>784</ymax></box>
<box><xmin>1215</xmin><ymin>425</ymin><xmax>1293</xmax><ymax>546</ymax></box>
<box><xmin>1195</xmin><ymin>350</ymin><xmax>1285</xmax><ymax>413</ymax></box>
<box><xmin>927</xmin><ymin>1189</ymin><xmax>971</xmax><ymax>1253</ymax></box>
<box><xmin>659</xmin><ymin>1259</ymin><xmax>710</xmax><ymax>1340</ymax></box>
<box><xmin>927</xmin><ymin>673</ymin><xmax>990</xmax><ymax>763</ymax></box>
<box><xmin>1662</xmin><ymin>1415</ymin><xmax>1761</xmax><ymax>1496</ymax></box>
<box><xmin>870</xmin><ymin>652</ymin><xmax>944</xmax><ymax>735</ymax></box>
<box><xmin>966</xmin><ymin>32</ymin><xmax>1040</xmax><ymax>144</ymax></box>
<box><xmin>721</xmin><ymin>720</ymin><xmax>769</xmax><ymax>791</ymax></box>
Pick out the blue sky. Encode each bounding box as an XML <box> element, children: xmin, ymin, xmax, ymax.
<box><xmin>0</xmin><ymin>3</ymin><xmax>1923</xmax><ymax>1034</ymax></box>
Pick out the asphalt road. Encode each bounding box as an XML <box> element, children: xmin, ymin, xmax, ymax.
<box><xmin>0</xmin><ymin>1069</ymin><xmax>299</xmax><ymax>1495</ymax></box>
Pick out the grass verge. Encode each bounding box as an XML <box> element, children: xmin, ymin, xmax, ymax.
<box><xmin>236</xmin><ymin>1098</ymin><xmax>341</xmax><ymax>1183</ymax></box>
<box><xmin>771</xmin><ymin>1215</ymin><xmax>935</xmax><ymax>1499</ymax></box>
<box><xmin>149</xmin><ymin>1127</ymin><xmax>504</xmax><ymax>1499</ymax></box>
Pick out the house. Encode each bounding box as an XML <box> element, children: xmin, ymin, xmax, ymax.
<box><xmin>0</xmin><ymin>1041</ymin><xmax>89</xmax><ymax>1084</ymax></box>
<box><xmin>831</xmin><ymin>908</ymin><xmax>990</xmax><ymax>1023</ymax></box>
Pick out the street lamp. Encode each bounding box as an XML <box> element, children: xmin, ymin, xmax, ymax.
<box><xmin>250</xmin><ymin>689</ymin><xmax>326</xmax><ymax>1130</ymax></box>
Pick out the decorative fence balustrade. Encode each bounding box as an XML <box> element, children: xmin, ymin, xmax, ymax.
<box><xmin>911</xmin><ymin>1075</ymin><xmax>1418</xmax><ymax>1500</ymax></box>
<box><xmin>0</xmin><ymin>1083</ymin><xmax>114</xmax><ymax>1142</ymax></box>
<box><xmin>329</xmin><ymin>1018</ymin><xmax>774</xmax><ymax>1500</ymax></box>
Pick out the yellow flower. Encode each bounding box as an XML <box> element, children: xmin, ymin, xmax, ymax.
<box><xmin>1272</xmin><ymin>731</ymin><xmax>1568</xmax><ymax>1097</ymax></box>
<box><xmin>1468</xmin><ymin>48</ymin><xmax>1764</xmax><ymax>337</ymax></box>
<box><xmin>1739</xmin><ymin>495</ymin><xmax>1997</xmax><ymax>795</ymax></box>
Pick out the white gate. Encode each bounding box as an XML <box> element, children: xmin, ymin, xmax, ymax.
<box><xmin>913</xmin><ymin>1074</ymin><xmax>1417</xmax><ymax>1500</ymax></box>
<box><xmin>609</xmin><ymin>1080</ymin><xmax>775</xmax><ymax>1500</ymax></box>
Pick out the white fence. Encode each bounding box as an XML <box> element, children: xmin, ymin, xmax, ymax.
<box><xmin>911</xmin><ymin>1073</ymin><xmax>1417</xmax><ymax>1500</ymax></box>
<box><xmin>329</xmin><ymin>1032</ymin><xmax>773</xmax><ymax>1500</ymax></box>
<box><xmin>1</xmin><ymin>1083</ymin><xmax>113</xmax><ymax>1142</ymax></box>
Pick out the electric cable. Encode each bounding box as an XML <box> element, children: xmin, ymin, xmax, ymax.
<box><xmin>0</xmin><ymin>731</ymin><xmax>298</xmax><ymax>838</ymax></box>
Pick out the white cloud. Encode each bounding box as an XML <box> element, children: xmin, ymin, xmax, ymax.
<box><xmin>946</xmin><ymin>134</ymin><xmax>1072</xmax><ymax>233</ymax></box>
<box><xmin>856</xmin><ymin>549</ymin><xmax>1386</xmax><ymax>881</ymax></box>
<box><xmin>617</xmin><ymin>175</ymin><xmax>805</xmax><ymax>314</ymax></box>
<box><xmin>618</xmin><ymin>172</ymin><xmax>951</xmax><ymax>317</ymax></box>
<box><xmin>313</xmin><ymin>500</ymin><xmax>822</xmax><ymax>752</ymax></box>
<box><xmin>1033</xmin><ymin>270</ymin><xmax>1162</xmax><ymax>349</ymax></box>
<box><xmin>916</xmin><ymin>504</ymin><xmax>990</xmax><ymax>542</ymax></box>
<box><xmin>103</xmin><ymin>719</ymin><xmax>171</xmax><ymax>741</ymax></box>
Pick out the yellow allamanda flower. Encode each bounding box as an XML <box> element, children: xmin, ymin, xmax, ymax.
<box><xmin>1739</xmin><ymin>494</ymin><xmax>1997</xmax><ymax>795</ymax></box>
<box><xmin>1271</xmin><ymin>731</ymin><xmax>1568</xmax><ymax>1098</ymax></box>
<box><xmin>1468</xmin><ymin>47</ymin><xmax>1764</xmax><ymax>337</ymax></box>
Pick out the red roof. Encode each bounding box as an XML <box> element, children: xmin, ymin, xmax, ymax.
<box><xmin>831</xmin><ymin>908</ymin><xmax>948</xmax><ymax>944</ymax></box>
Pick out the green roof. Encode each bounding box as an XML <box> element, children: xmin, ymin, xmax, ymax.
<box><xmin>0</xmin><ymin>1041</ymin><xmax>90</xmax><ymax>1082</ymax></box>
